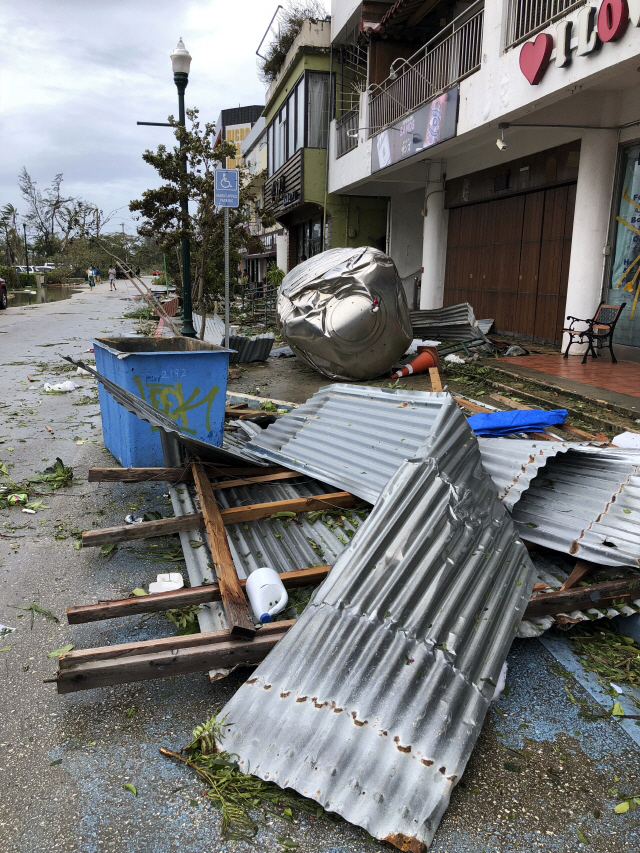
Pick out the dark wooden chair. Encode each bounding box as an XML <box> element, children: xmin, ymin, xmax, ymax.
<box><xmin>563</xmin><ymin>302</ymin><xmax>626</xmax><ymax>364</ymax></box>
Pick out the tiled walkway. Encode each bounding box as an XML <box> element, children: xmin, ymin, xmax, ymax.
<box><xmin>500</xmin><ymin>353</ymin><xmax>640</xmax><ymax>398</ymax></box>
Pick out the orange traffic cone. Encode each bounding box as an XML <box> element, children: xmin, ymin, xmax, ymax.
<box><xmin>391</xmin><ymin>348</ymin><xmax>436</xmax><ymax>379</ymax></box>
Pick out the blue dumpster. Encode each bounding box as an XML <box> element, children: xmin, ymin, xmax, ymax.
<box><xmin>92</xmin><ymin>337</ymin><xmax>232</xmax><ymax>467</ymax></box>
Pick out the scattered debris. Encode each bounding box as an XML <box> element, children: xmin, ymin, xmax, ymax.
<box><xmin>8</xmin><ymin>602</ymin><xmax>59</xmax><ymax>629</ymax></box>
<box><xmin>43</xmin><ymin>380</ymin><xmax>79</xmax><ymax>392</ymax></box>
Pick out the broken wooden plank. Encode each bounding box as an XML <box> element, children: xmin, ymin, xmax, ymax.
<box><xmin>429</xmin><ymin>367</ymin><xmax>443</xmax><ymax>392</ymax></box>
<box><xmin>220</xmin><ymin>491</ymin><xmax>357</xmax><ymax>525</ymax></box>
<box><xmin>87</xmin><ymin>465</ymin><xmax>286</xmax><ymax>483</ymax></box>
<box><xmin>67</xmin><ymin>565</ymin><xmax>332</xmax><ymax>624</ymax></box>
<box><xmin>559</xmin><ymin>559</ymin><xmax>592</xmax><ymax>591</ymax></box>
<box><xmin>524</xmin><ymin>577</ymin><xmax>640</xmax><ymax>619</ymax></box>
<box><xmin>59</xmin><ymin>620</ymin><xmax>295</xmax><ymax>669</ymax></box>
<box><xmin>191</xmin><ymin>462</ymin><xmax>255</xmax><ymax>638</ymax></box>
<box><xmin>453</xmin><ymin>396</ymin><xmax>492</xmax><ymax>414</ymax></box>
<box><xmin>54</xmin><ymin>624</ymin><xmax>292</xmax><ymax>693</ymax></box>
<box><xmin>489</xmin><ymin>393</ymin><xmax>530</xmax><ymax>410</ymax></box>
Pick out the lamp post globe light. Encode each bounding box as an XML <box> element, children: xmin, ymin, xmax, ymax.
<box><xmin>171</xmin><ymin>38</ymin><xmax>196</xmax><ymax>337</ymax></box>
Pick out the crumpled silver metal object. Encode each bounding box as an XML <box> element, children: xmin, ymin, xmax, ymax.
<box><xmin>277</xmin><ymin>247</ymin><xmax>412</xmax><ymax>381</ymax></box>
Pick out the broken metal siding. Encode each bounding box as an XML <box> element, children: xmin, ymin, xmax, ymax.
<box><xmin>221</xmin><ymin>400</ymin><xmax>536</xmax><ymax>850</ymax></box>
<box><xmin>228</xmin><ymin>333</ymin><xmax>275</xmax><ymax>363</ymax></box>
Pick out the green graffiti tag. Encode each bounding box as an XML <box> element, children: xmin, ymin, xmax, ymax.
<box><xmin>133</xmin><ymin>376</ymin><xmax>219</xmax><ymax>435</ymax></box>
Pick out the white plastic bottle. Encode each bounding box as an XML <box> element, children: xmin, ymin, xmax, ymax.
<box><xmin>245</xmin><ymin>567</ymin><xmax>288</xmax><ymax>624</ymax></box>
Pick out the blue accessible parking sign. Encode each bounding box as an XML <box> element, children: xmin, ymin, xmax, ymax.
<box><xmin>214</xmin><ymin>169</ymin><xmax>239</xmax><ymax>207</ymax></box>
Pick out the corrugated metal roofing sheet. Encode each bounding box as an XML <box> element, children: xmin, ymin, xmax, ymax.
<box><xmin>221</xmin><ymin>399</ymin><xmax>536</xmax><ymax>851</ymax></box>
<box><xmin>511</xmin><ymin>445</ymin><xmax>640</xmax><ymax>568</ymax></box>
<box><xmin>228</xmin><ymin>333</ymin><xmax>275</xmax><ymax>363</ymax></box>
<box><xmin>245</xmin><ymin>384</ymin><xmax>452</xmax><ymax>503</ymax></box>
<box><xmin>410</xmin><ymin>303</ymin><xmax>491</xmax><ymax>343</ymax></box>
<box><xmin>477</xmin><ymin>438</ymin><xmax>574</xmax><ymax>511</ymax></box>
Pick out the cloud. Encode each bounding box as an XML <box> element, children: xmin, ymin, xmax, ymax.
<box><xmin>0</xmin><ymin>0</ymin><xmax>287</xmax><ymax>232</ymax></box>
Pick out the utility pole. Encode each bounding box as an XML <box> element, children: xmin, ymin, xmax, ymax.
<box><xmin>23</xmin><ymin>223</ymin><xmax>29</xmax><ymax>272</ymax></box>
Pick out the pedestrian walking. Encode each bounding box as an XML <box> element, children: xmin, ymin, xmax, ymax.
<box><xmin>86</xmin><ymin>265</ymin><xmax>95</xmax><ymax>289</ymax></box>
<box><xmin>95</xmin><ymin>267</ymin><xmax>102</xmax><ymax>283</ymax></box>
<box><xmin>108</xmin><ymin>266</ymin><xmax>117</xmax><ymax>291</ymax></box>
<box><xmin>135</xmin><ymin>266</ymin><xmax>140</xmax><ymax>277</ymax></box>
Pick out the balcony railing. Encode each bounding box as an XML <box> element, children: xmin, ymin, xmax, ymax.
<box><xmin>505</xmin><ymin>0</ymin><xmax>585</xmax><ymax>49</ymax></box>
<box><xmin>336</xmin><ymin>108</ymin><xmax>359</xmax><ymax>158</ymax></box>
<box><xmin>369</xmin><ymin>2</ymin><xmax>483</xmax><ymax>134</ymax></box>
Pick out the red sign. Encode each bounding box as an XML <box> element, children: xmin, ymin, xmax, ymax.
<box><xmin>519</xmin><ymin>0</ymin><xmax>632</xmax><ymax>84</ymax></box>
<box><xmin>519</xmin><ymin>33</ymin><xmax>554</xmax><ymax>84</ymax></box>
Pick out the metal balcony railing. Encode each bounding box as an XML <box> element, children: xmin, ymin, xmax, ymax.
<box><xmin>336</xmin><ymin>108</ymin><xmax>360</xmax><ymax>158</ymax></box>
<box><xmin>369</xmin><ymin>2</ymin><xmax>483</xmax><ymax>134</ymax></box>
<box><xmin>505</xmin><ymin>0</ymin><xmax>585</xmax><ymax>49</ymax></box>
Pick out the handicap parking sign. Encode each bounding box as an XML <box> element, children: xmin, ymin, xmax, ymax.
<box><xmin>214</xmin><ymin>169</ymin><xmax>239</xmax><ymax>207</ymax></box>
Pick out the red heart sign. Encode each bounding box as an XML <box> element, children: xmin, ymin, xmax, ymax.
<box><xmin>519</xmin><ymin>33</ymin><xmax>554</xmax><ymax>85</ymax></box>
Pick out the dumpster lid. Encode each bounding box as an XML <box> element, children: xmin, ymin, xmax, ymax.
<box><xmin>91</xmin><ymin>337</ymin><xmax>235</xmax><ymax>358</ymax></box>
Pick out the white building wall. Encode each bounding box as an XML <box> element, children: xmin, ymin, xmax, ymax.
<box><xmin>387</xmin><ymin>189</ymin><xmax>425</xmax><ymax>305</ymax></box>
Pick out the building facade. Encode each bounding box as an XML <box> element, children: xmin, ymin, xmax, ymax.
<box><xmin>262</xmin><ymin>19</ymin><xmax>388</xmax><ymax>273</ymax></box>
<box><xmin>240</xmin><ymin>117</ymin><xmax>283</xmax><ymax>287</ymax></box>
<box><xmin>328</xmin><ymin>0</ymin><xmax>640</xmax><ymax>357</ymax></box>
<box><xmin>214</xmin><ymin>105</ymin><xmax>264</xmax><ymax>168</ymax></box>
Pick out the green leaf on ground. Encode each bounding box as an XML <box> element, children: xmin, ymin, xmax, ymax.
<box><xmin>503</xmin><ymin>762</ymin><xmax>521</xmax><ymax>773</ymax></box>
<box><xmin>98</xmin><ymin>543</ymin><xmax>117</xmax><ymax>558</ymax></box>
<box><xmin>126</xmin><ymin>706</ymin><xmax>138</xmax><ymax>718</ymax></box>
<box><xmin>576</xmin><ymin>827</ymin><xmax>589</xmax><ymax>844</ymax></box>
<box><xmin>122</xmin><ymin>783</ymin><xmax>137</xmax><ymax>796</ymax></box>
<box><xmin>47</xmin><ymin>644</ymin><xmax>74</xmax><ymax>658</ymax></box>
<box><xmin>188</xmin><ymin>540</ymin><xmax>204</xmax><ymax>548</ymax></box>
<box><xmin>131</xmin><ymin>588</ymin><xmax>147</xmax><ymax>597</ymax></box>
<box><xmin>612</xmin><ymin>701</ymin><xmax>626</xmax><ymax>716</ymax></box>
<box><xmin>50</xmin><ymin>759</ymin><xmax>63</xmax><ymax>766</ymax></box>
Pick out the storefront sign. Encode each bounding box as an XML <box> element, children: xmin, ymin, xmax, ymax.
<box><xmin>519</xmin><ymin>0</ymin><xmax>640</xmax><ymax>85</ymax></box>
<box><xmin>371</xmin><ymin>86</ymin><xmax>458</xmax><ymax>173</ymax></box>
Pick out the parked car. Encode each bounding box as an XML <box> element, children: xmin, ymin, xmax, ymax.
<box><xmin>0</xmin><ymin>277</ymin><xmax>7</xmax><ymax>310</ymax></box>
<box><xmin>151</xmin><ymin>269</ymin><xmax>162</xmax><ymax>276</ymax></box>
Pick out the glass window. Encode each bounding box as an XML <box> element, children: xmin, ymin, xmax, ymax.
<box><xmin>608</xmin><ymin>143</ymin><xmax>640</xmax><ymax>347</ymax></box>
<box><xmin>288</xmin><ymin>97</ymin><xmax>295</xmax><ymax>160</ymax></box>
<box><xmin>307</xmin><ymin>73</ymin><xmax>330</xmax><ymax>148</ymax></box>
<box><xmin>296</xmin><ymin>79</ymin><xmax>305</xmax><ymax>151</ymax></box>
<box><xmin>267</xmin><ymin>123</ymin><xmax>273</xmax><ymax>176</ymax></box>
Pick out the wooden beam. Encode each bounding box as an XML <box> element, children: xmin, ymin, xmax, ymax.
<box><xmin>211</xmin><ymin>471</ymin><xmax>301</xmax><ymax>490</ymax></box>
<box><xmin>524</xmin><ymin>577</ymin><xmax>640</xmax><ymax>619</ymax></box>
<box><xmin>82</xmin><ymin>514</ymin><xmax>204</xmax><ymax>548</ymax></box>
<box><xmin>87</xmin><ymin>465</ymin><xmax>286</xmax><ymax>483</ymax></box>
<box><xmin>453</xmin><ymin>396</ymin><xmax>491</xmax><ymax>414</ymax></box>
<box><xmin>489</xmin><ymin>393</ymin><xmax>530</xmax><ymax>410</ymax></box>
<box><xmin>219</xmin><ymin>491</ymin><xmax>357</xmax><ymax>524</ymax></box>
<box><xmin>59</xmin><ymin>620</ymin><xmax>295</xmax><ymax>669</ymax></box>
<box><xmin>81</xmin><ymin>492</ymin><xmax>359</xmax><ymax>548</ymax></box>
<box><xmin>559</xmin><ymin>559</ymin><xmax>592</xmax><ymax>591</ymax></box>
<box><xmin>191</xmin><ymin>462</ymin><xmax>255</xmax><ymax>639</ymax></box>
<box><xmin>66</xmin><ymin>565</ymin><xmax>332</xmax><ymax>624</ymax></box>
<box><xmin>54</xmin><ymin>623</ymin><xmax>292</xmax><ymax>693</ymax></box>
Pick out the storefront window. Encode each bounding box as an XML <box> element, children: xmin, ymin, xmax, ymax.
<box><xmin>296</xmin><ymin>217</ymin><xmax>323</xmax><ymax>264</ymax></box>
<box><xmin>608</xmin><ymin>143</ymin><xmax>640</xmax><ymax>347</ymax></box>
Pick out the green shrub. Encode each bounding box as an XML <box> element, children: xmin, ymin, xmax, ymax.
<box><xmin>19</xmin><ymin>272</ymin><xmax>38</xmax><ymax>287</ymax></box>
<box><xmin>0</xmin><ymin>266</ymin><xmax>18</xmax><ymax>288</ymax></box>
<box><xmin>44</xmin><ymin>269</ymin><xmax>67</xmax><ymax>284</ymax></box>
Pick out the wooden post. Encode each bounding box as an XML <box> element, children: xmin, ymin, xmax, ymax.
<box><xmin>191</xmin><ymin>462</ymin><xmax>256</xmax><ymax>639</ymax></box>
<box><xmin>429</xmin><ymin>367</ymin><xmax>443</xmax><ymax>392</ymax></box>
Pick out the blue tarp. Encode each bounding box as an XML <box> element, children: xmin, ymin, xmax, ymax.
<box><xmin>467</xmin><ymin>409</ymin><xmax>568</xmax><ymax>437</ymax></box>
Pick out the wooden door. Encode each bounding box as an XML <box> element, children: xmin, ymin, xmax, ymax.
<box><xmin>444</xmin><ymin>185</ymin><xmax>576</xmax><ymax>342</ymax></box>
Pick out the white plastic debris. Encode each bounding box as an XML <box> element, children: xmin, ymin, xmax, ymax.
<box><xmin>148</xmin><ymin>572</ymin><xmax>184</xmax><ymax>594</ymax></box>
<box><xmin>444</xmin><ymin>353</ymin><xmax>466</xmax><ymax>364</ymax></box>
<box><xmin>491</xmin><ymin>662</ymin><xmax>508</xmax><ymax>702</ymax></box>
<box><xmin>21</xmin><ymin>508</ymin><xmax>36</xmax><ymax>514</ymax></box>
<box><xmin>76</xmin><ymin>366</ymin><xmax>91</xmax><ymax>376</ymax></box>
<box><xmin>124</xmin><ymin>514</ymin><xmax>144</xmax><ymax>524</ymax></box>
<box><xmin>404</xmin><ymin>338</ymin><xmax>441</xmax><ymax>356</ymax></box>
<box><xmin>610</xmin><ymin>682</ymin><xmax>624</xmax><ymax>694</ymax></box>
<box><xmin>43</xmin><ymin>380</ymin><xmax>79</xmax><ymax>392</ymax></box>
<box><xmin>612</xmin><ymin>431</ymin><xmax>640</xmax><ymax>449</ymax></box>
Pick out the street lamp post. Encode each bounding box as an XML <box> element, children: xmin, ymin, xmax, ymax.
<box><xmin>170</xmin><ymin>38</ymin><xmax>196</xmax><ymax>338</ymax></box>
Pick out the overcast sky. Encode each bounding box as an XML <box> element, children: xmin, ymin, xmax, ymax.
<box><xmin>1</xmin><ymin>0</ymin><xmax>326</xmax><ymax>235</ymax></box>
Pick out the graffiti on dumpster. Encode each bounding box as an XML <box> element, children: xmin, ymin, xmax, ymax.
<box><xmin>133</xmin><ymin>376</ymin><xmax>219</xmax><ymax>435</ymax></box>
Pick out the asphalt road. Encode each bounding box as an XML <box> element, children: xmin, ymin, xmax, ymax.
<box><xmin>1</xmin><ymin>281</ymin><xmax>640</xmax><ymax>853</ymax></box>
